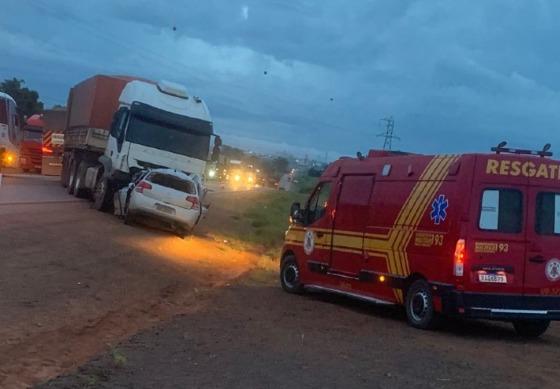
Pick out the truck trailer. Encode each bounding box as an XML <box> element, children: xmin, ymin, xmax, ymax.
<box><xmin>61</xmin><ymin>75</ymin><xmax>214</xmax><ymax>211</ymax></box>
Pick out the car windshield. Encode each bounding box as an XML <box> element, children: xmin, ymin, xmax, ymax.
<box><xmin>23</xmin><ymin>129</ymin><xmax>42</xmax><ymax>141</ymax></box>
<box><xmin>126</xmin><ymin>115</ymin><xmax>210</xmax><ymax>161</ymax></box>
<box><xmin>147</xmin><ymin>172</ymin><xmax>196</xmax><ymax>194</ymax></box>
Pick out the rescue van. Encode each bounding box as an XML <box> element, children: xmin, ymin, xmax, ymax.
<box><xmin>281</xmin><ymin>143</ymin><xmax>560</xmax><ymax>337</ymax></box>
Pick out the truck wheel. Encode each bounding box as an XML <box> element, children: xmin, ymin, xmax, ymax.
<box><xmin>67</xmin><ymin>159</ymin><xmax>77</xmax><ymax>195</ymax></box>
<box><xmin>61</xmin><ymin>156</ymin><xmax>69</xmax><ymax>187</ymax></box>
<box><xmin>512</xmin><ymin>320</ymin><xmax>550</xmax><ymax>338</ymax></box>
<box><xmin>405</xmin><ymin>279</ymin><xmax>439</xmax><ymax>330</ymax></box>
<box><xmin>280</xmin><ymin>255</ymin><xmax>304</xmax><ymax>294</ymax></box>
<box><xmin>92</xmin><ymin>177</ymin><xmax>113</xmax><ymax>212</ymax></box>
<box><xmin>73</xmin><ymin>162</ymin><xmax>88</xmax><ymax>198</ymax></box>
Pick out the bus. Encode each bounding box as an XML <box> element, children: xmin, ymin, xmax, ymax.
<box><xmin>0</xmin><ymin>92</ymin><xmax>20</xmax><ymax>168</ymax></box>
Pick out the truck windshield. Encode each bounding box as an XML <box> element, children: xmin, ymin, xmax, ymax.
<box><xmin>23</xmin><ymin>129</ymin><xmax>42</xmax><ymax>142</ymax></box>
<box><xmin>536</xmin><ymin>193</ymin><xmax>560</xmax><ymax>235</ymax></box>
<box><xmin>126</xmin><ymin>115</ymin><xmax>210</xmax><ymax>161</ymax></box>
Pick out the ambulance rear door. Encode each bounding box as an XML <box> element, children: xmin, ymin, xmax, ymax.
<box><xmin>525</xmin><ymin>187</ymin><xmax>560</xmax><ymax>296</ymax></box>
<box><xmin>467</xmin><ymin>182</ymin><xmax>528</xmax><ymax>296</ymax></box>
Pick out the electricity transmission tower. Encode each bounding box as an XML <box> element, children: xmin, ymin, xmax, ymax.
<box><xmin>377</xmin><ymin>116</ymin><xmax>399</xmax><ymax>150</ymax></box>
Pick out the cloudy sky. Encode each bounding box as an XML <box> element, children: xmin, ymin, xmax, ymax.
<box><xmin>1</xmin><ymin>0</ymin><xmax>559</xmax><ymax>159</ymax></box>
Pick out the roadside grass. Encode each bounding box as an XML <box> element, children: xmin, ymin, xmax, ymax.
<box><xmin>241</xmin><ymin>190</ymin><xmax>306</xmax><ymax>257</ymax></box>
<box><xmin>202</xmin><ymin>176</ymin><xmax>317</xmax><ymax>260</ymax></box>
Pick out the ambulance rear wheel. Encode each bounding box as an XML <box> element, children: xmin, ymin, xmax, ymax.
<box><xmin>280</xmin><ymin>255</ymin><xmax>304</xmax><ymax>294</ymax></box>
<box><xmin>405</xmin><ymin>279</ymin><xmax>439</xmax><ymax>330</ymax></box>
<box><xmin>512</xmin><ymin>320</ymin><xmax>550</xmax><ymax>338</ymax></box>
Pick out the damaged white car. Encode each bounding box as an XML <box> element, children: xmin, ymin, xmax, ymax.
<box><xmin>114</xmin><ymin>168</ymin><xmax>207</xmax><ymax>237</ymax></box>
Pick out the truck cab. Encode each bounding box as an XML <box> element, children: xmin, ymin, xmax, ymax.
<box><xmin>106</xmin><ymin>80</ymin><xmax>212</xmax><ymax>178</ymax></box>
<box><xmin>20</xmin><ymin>114</ymin><xmax>44</xmax><ymax>173</ymax></box>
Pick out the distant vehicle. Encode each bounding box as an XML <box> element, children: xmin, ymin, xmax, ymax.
<box><xmin>282</xmin><ymin>144</ymin><xmax>560</xmax><ymax>337</ymax></box>
<box><xmin>114</xmin><ymin>168</ymin><xmax>205</xmax><ymax>238</ymax></box>
<box><xmin>40</xmin><ymin>110</ymin><xmax>66</xmax><ymax>176</ymax></box>
<box><xmin>20</xmin><ymin>114</ymin><xmax>44</xmax><ymax>173</ymax></box>
<box><xmin>0</xmin><ymin>92</ymin><xmax>20</xmax><ymax>168</ymax></box>
<box><xmin>61</xmin><ymin>75</ymin><xmax>214</xmax><ymax>211</ymax></box>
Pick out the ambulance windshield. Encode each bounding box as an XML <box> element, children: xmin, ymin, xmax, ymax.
<box><xmin>535</xmin><ymin>193</ymin><xmax>560</xmax><ymax>235</ymax></box>
<box><xmin>307</xmin><ymin>182</ymin><xmax>332</xmax><ymax>224</ymax></box>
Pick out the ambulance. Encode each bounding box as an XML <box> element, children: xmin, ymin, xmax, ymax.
<box><xmin>281</xmin><ymin>143</ymin><xmax>560</xmax><ymax>337</ymax></box>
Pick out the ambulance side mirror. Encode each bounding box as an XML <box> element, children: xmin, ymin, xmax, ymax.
<box><xmin>290</xmin><ymin>202</ymin><xmax>304</xmax><ymax>224</ymax></box>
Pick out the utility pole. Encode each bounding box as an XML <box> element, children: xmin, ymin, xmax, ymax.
<box><xmin>377</xmin><ymin>116</ymin><xmax>399</xmax><ymax>150</ymax></box>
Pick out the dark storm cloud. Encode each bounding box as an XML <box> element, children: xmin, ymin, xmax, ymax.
<box><xmin>1</xmin><ymin>0</ymin><xmax>560</xmax><ymax>157</ymax></box>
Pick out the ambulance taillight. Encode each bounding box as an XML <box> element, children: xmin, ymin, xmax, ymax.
<box><xmin>453</xmin><ymin>239</ymin><xmax>466</xmax><ymax>277</ymax></box>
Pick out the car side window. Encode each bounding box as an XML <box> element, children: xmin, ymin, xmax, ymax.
<box><xmin>479</xmin><ymin>189</ymin><xmax>523</xmax><ymax>233</ymax></box>
<box><xmin>306</xmin><ymin>182</ymin><xmax>332</xmax><ymax>224</ymax></box>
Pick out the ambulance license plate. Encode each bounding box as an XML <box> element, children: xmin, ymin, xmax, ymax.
<box><xmin>478</xmin><ymin>273</ymin><xmax>507</xmax><ymax>283</ymax></box>
<box><xmin>155</xmin><ymin>203</ymin><xmax>175</xmax><ymax>215</ymax></box>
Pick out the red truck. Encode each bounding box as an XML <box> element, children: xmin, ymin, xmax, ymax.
<box><xmin>281</xmin><ymin>143</ymin><xmax>560</xmax><ymax>337</ymax></box>
<box><xmin>20</xmin><ymin>114</ymin><xmax>44</xmax><ymax>172</ymax></box>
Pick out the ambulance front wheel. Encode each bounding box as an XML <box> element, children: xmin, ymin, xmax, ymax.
<box><xmin>405</xmin><ymin>279</ymin><xmax>439</xmax><ymax>330</ymax></box>
<box><xmin>280</xmin><ymin>255</ymin><xmax>304</xmax><ymax>294</ymax></box>
<box><xmin>512</xmin><ymin>320</ymin><xmax>550</xmax><ymax>338</ymax></box>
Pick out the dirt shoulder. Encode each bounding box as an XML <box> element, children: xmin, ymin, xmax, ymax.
<box><xmin>41</xmin><ymin>268</ymin><xmax>560</xmax><ymax>389</ymax></box>
<box><xmin>0</xmin><ymin>191</ymin><xmax>266</xmax><ymax>388</ymax></box>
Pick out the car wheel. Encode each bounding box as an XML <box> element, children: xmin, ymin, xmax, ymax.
<box><xmin>280</xmin><ymin>255</ymin><xmax>304</xmax><ymax>294</ymax></box>
<box><xmin>513</xmin><ymin>320</ymin><xmax>550</xmax><ymax>338</ymax></box>
<box><xmin>123</xmin><ymin>209</ymin><xmax>134</xmax><ymax>225</ymax></box>
<box><xmin>405</xmin><ymin>279</ymin><xmax>439</xmax><ymax>330</ymax></box>
<box><xmin>175</xmin><ymin>225</ymin><xmax>190</xmax><ymax>239</ymax></box>
<box><xmin>92</xmin><ymin>176</ymin><xmax>113</xmax><ymax>212</ymax></box>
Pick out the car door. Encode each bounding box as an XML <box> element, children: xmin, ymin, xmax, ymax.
<box><xmin>329</xmin><ymin>175</ymin><xmax>375</xmax><ymax>276</ymax></box>
<box><xmin>525</xmin><ymin>188</ymin><xmax>560</xmax><ymax>296</ymax></box>
<box><xmin>300</xmin><ymin>181</ymin><xmax>335</xmax><ymax>271</ymax></box>
<box><xmin>466</xmin><ymin>185</ymin><xmax>527</xmax><ymax>295</ymax></box>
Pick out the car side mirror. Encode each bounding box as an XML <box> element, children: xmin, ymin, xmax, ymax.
<box><xmin>290</xmin><ymin>202</ymin><xmax>304</xmax><ymax>224</ymax></box>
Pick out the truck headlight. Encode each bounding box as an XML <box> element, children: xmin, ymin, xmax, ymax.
<box><xmin>208</xmin><ymin>169</ymin><xmax>216</xmax><ymax>178</ymax></box>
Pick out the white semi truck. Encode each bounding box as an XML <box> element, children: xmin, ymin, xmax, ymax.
<box><xmin>62</xmin><ymin>75</ymin><xmax>214</xmax><ymax>210</ymax></box>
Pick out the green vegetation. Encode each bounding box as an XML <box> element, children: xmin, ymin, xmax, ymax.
<box><xmin>110</xmin><ymin>348</ymin><xmax>127</xmax><ymax>368</ymax></box>
<box><xmin>242</xmin><ymin>190</ymin><xmax>306</xmax><ymax>253</ymax></box>
<box><xmin>295</xmin><ymin>174</ymin><xmax>318</xmax><ymax>194</ymax></box>
<box><xmin>0</xmin><ymin>78</ymin><xmax>44</xmax><ymax>119</ymax></box>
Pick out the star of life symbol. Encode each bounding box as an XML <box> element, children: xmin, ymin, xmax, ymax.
<box><xmin>546</xmin><ymin>258</ymin><xmax>560</xmax><ymax>282</ymax></box>
<box><xmin>303</xmin><ymin>229</ymin><xmax>315</xmax><ymax>255</ymax></box>
<box><xmin>430</xmin><ymin>194</ymin><xmax>449</xmax><ymax>225</ymax></box>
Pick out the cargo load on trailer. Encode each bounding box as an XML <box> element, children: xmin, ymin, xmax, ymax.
<box><xmin>42</xmin><ymin>109</ymin><xmax>66</xmax><ymax>176</ymax></box>
<box><xmin>281</xmin><ymin>142</ymin><xmax>560</xmax><ymax>337</ymax></box>
<box><xmin>61</xmin><ymin>74</ymin><xmax>216</xmax><ymax>212</ymax></box>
